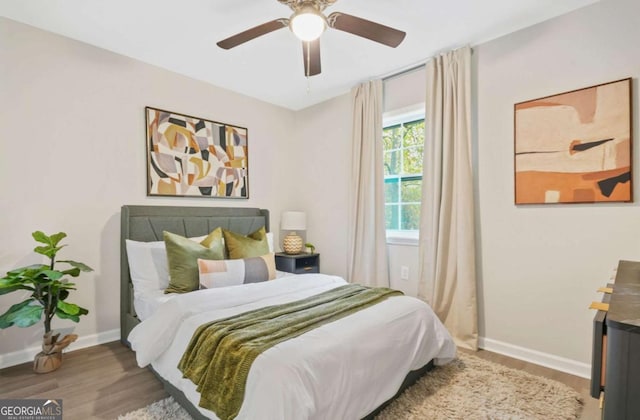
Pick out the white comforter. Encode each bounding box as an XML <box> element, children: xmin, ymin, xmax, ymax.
<box><xmin>128</xmin><ymin>274</ymin><xmax>456</xmax><ymax>420</ymax></box>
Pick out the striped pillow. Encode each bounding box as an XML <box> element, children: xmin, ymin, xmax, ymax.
<box><xmin>198</xmin><ymin>253</ymin><xmax>276</xmax><ymax>289</ymax></box>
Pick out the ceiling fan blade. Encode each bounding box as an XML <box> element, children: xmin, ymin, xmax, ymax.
<box><xmin>302</xmin><ymin>39</ymin><xmax>321</xmax><ymax>77</ymax></box>
<box><xmin>217</xmin><ymin>19</ymin><xmax>289</xmax><ymax>50</ymax></box>
<box><xmin>327</xmin><ymin>12</ymin><xmax>405</xmax><ymax>48</ymax></box>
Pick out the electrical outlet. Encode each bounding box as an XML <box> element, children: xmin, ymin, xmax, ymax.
<box><xmin>400</xmin><ymin>266</ymin><xmax>409</xmax><ymax>280</ymax></box>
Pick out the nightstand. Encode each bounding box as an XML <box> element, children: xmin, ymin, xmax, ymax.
<box><xmin>275</xmin><ymin>253</ymin><xmax>319</xmax><ymax>274</ymax></box>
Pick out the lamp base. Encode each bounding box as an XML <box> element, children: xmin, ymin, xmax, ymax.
<box><xmin>283</xmin><ymin>232</ymin><xmax>303</xmax><ymax>254</ymax></box>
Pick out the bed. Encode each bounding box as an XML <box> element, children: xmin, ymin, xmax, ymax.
<box><xmin>121</xmin><ymin>205</ymin><xmax>456</xmax><ymax>420</ymax></box>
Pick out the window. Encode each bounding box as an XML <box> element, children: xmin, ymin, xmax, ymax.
<box><xmin>383</xmin><ymin>108</ymin><xmax>425</xmax><ymax>240</ymax></box>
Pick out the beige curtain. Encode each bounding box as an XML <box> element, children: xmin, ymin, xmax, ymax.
<box><xmin>347</xmin><ymin>80</ymin><xmax>389</xmax><ymax>287</ymax></box>
<box><xmin>418</xmin><ymin>46</ymin><xmax>478</xmax><ymax>350</ymax></box>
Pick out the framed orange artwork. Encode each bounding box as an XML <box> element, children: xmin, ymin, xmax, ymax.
<box><xmin>514</xmin><ymin>78</ymin><xmax>632</xmax><ymax>204</ymax></box>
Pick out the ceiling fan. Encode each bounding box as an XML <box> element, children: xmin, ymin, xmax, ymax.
<box><xmin>216</xmin><ymin>0</ymin><xmax>406</xmax><ymax>77</ymax></box>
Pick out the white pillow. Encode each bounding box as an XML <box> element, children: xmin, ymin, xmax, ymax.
<box><xmin>266</xmin><ymin>232</ymin><xmax>274</xmax><ymax>254</ymax></box>
<box><xmin>198</xmin><ymin>253</ymin><xmax>276</xmax><ymax>289</ymax></box>
<box><xmin>125</xmin><ymin>239</ymin><xmax>170</xmax><ymax>297</ymax></box>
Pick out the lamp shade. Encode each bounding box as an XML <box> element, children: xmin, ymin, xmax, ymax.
<box><xmin>281</xmin><ymin>211</ymin><xmax>306</xmax><ymax>231</ymax></box>
<box><xmin>289</xmin><ymin>4</ymin><xmax>326</xmax><ymax>42</ymax></box>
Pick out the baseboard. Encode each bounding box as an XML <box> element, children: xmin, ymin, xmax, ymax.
<box><xmin>0</xmin><ymin>329</ymin><xmax>120</xmax><ymax>370</ymax></box>
<box><xmin>478</xmin><ymin>336</ymin><xmax>591</xmax><ymax>379</ymax></box>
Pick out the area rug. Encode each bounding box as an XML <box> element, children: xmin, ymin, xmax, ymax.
<box><xmin>118</xmin><ymin>353</ymin><xmax>583</xmax><ymax>420</ymax></box>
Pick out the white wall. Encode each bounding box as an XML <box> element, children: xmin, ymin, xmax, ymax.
<box><xmin>0</xmin><ymin>17</ymin><xmax>295</xmax><ymax>358</ymax></box>
<box><xmin>383</xmin><ymin>67</ymin><xmax>426</xmax><ymax>113</ymax></box>
<box><xmin>387</xmin><ymin>245</ymin><xmax>420</xmax><ymax>296</ymax></box>
<box><xmin>289</xmin><ymin>94</ymin><xmax>352</xmax><ymax>279</ymax></box>
<box><xmin>475</xmin><ymin>0</ymin><xmax>640</xmax><ymax>365</ymax></box>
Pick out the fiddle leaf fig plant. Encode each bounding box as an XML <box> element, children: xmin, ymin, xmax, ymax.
<box><xmin>0</xmin><ymin>231</ymin><xmax>93</xmax><ymax>334</ymax></box>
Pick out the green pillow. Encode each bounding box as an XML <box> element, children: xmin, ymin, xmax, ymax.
<box><xmin>164</xmin><ymin>228</ymin><xmax>224</xmax><ymax>294</ymax></box>
<box><xmin>223</xmin><ymin>226</ymin><xmax>269</xmax><ymax>259</ymax></box>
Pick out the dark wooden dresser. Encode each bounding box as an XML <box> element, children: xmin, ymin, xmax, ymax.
<box><xmin>591</xmin><ymin>260</ymin><xmax>640</xmax><ymax>419</ymax></box>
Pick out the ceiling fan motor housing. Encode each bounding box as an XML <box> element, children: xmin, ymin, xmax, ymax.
<box><xmin>278</xmin><ymin>0</ymin><xmax>338</xmax><ymax>12</ymax></box>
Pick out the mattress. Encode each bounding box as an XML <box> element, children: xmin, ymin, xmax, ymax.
<box><xmin>128</xmin><ymin>274</ymin><xmax>456</xmax><ymax>419</ymax></box>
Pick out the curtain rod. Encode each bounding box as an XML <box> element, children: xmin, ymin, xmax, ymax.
<box><xmin>381</xmin><ymin>62</ymin><xmax>425</xmax><ymax>82</ymax></box>
<box><xmin>381</xmin><ymin>45</ymin><xmax>474</xmax><ymax>82</ymax></box>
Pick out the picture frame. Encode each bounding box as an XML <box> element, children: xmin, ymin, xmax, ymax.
<box><xmin>514</xmin><ymin>78</ymin><xmax>632</xmax><ymax>204</ymax></box>
<box><xmin>145</xmin><ymin>107</ymin><xmax>249</xmax><ymax>198</ymax></box>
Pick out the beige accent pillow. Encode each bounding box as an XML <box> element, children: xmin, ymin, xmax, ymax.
<box><xmin>164</xmin><ymin>228</ymin><xmax>224</xmax><ymax>294</ymax></box>
<box><xmin>222</xmin><ymin>226</ymin><xmax>270</xmax><ymax>259</ymax></box>
<box><xmin>198</xmin><ymin>253</ymin><xmax>276</xmax><ymax>289</ymax></box>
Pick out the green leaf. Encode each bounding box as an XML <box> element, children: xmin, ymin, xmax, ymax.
<box><xmin>57</xmin><ymin>300</ymin><xmax>80</xmax><ymax>316</ymax></box>
<box><xmin>34</xmin><ymin>245</ymin><xmax>64</xmax><ymax>259</ymax></box>
<box><xmin>32</xmin><ymin>231</ymin><xmax>66</xmax><ymax>246</ymax></box>
<box><xmin>55</xmin><ymin>310</ymin><xmax>79</xmax><ymax>323</ymax></box>
<box><xmin>32</xmin><ymin>231</ymin><xmax>67</xmax><ymax>259</ymax></box>
<box><xmin>49</xmin><ymin>232</ymin><xmax>67</xmax><ymax>247</ymax></box>
<box><xmin>58</xmin><ymin>289</ymin><xmax>69</xmax><ymax>300</ymax></box>
<box><xmin>1</xmin><ymin>266</ymin><xmax>50</xmax><ymax>290</ymax></box>
<box><xmin>32</xmin><ymin>231</ymin><xmax>51</xmax><ymax>245</ymax></box>
<box><xmin>0</xmin><ymin>299</ymin><xmax>43</xmax><ymax>329</ymax></box>
<box><xmin>39</xmin><ymin>269</ymin><xmax>64</xmax><ymax>281</ymax></box>
<box><xmin>6</xmin><ymin>264</ymin><xmax>47</xmax><ymax>276</ymax></box>
<box><xmin>59</xmin><ymin>260</ymin><xmax>93</xmax><ymax>272</ymax></box>
<box><xmin>0</xmin><ymin>277</ymin><xmax>22</xmax><ymax>287</ymax></box>
<box><xmin>61</xmin><ymin>267</ymin><xmax>80</xmax><ymax>277</ymax></box>
<box><xmin>0</xmin><ymin>284</ymin><xmax>35</xmax><ymax>295</ymax></box>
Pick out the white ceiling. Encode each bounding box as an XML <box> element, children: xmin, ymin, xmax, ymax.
<box><xmin>0</xmin><ymin>0</ymin><xmax>598</xmax><ymax>110</ymax></box>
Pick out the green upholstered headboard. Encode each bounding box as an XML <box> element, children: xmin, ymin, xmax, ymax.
<box><xmin>120</xmin><ymin>205</ymin><xmax>270</xmax><ymax>345</ymax></box>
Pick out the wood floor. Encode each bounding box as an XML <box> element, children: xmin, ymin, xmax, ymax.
<box><xmin>0</xmin><ymin>341</ymin><xmax>601</xmax><ymax>419</ymax></box>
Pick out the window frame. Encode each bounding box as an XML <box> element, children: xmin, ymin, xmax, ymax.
<box><xmin>382</xmin><ymin>103</ymin><xmax>425</xmax><ymax>246</ymax></box>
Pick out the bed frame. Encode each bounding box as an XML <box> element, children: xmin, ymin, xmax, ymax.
<box><xmin>120</xmin><ymin>205</ymin><xmax>270</xmax><ymax>344</ymax></box>
<box><xmin>120</xmin><ymin>204</ymin><xmax>433</xmax><ymax>420</ymax></box>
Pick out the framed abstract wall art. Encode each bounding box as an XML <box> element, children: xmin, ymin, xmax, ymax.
<box><xmin>514</xmin><ymin>78</ymin><xmax>632</xmax><ymax>204</ymax></box>
<box><xmin>146</xmin><ymin>107</ymin><xmax>248</xmax><ymax>198</ymax></box>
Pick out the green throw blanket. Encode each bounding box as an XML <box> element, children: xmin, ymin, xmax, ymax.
<box><xmin>178</xmin><ymin>284</ymin><xmax>403</xmax><ymax>420</ymax></box>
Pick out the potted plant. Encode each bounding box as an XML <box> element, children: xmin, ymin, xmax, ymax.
<box><xmin>305</xmin><ymin>242</ymin><xmax>315</xmax><ymax>254</ymax></box>
<box><xmin>0</xmin><ymin>231</ymin><xmax>93</xmax><ymax>373</ymax></box>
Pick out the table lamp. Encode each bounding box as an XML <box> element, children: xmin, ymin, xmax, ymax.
<box><xmin>281</xmin><ymin>211</ymin><xmax>306</xmax><ymax>254</ymax></box>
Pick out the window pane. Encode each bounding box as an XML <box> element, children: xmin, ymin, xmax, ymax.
<box><xmin>384</xmin><ymin>179</ymin><xmax>399</xmax><ymax>204</ymax></box>
<box><xmin>402</xmin><ymin>120</ymin><xmax>425</xmax><ymax>147</ymax></box>
<box><xmin>383</xmin><ymin>125</ymin><xmax>402</xmax><ymax>150</ymax></box>
<box><xmin>384</xmin><ymin>150</ymin><xmax>401</xmax><ymax>175</ymax></box>
<box><xmin>385</xmin><ymin>204</ymin><xmax>399</xmax><ymax>230</ymax></box>
<box><xmin>401</xmin><ymin>204</ymin><xmax>421</xmax><ymax>230</ymax></box>
<box><xmin>402</xmin><ymin>145</ymin><xmax>424</xmax><ymax>175</ymax></box>
<box><xmin>401</xmin><ymin>179</ymin><xmax>422</xmax><ymax>203</ymax></box>
<box><xmin>383</xmin><ymin>117</ymin><xmax>425</xmax><ymax>234</ymax></box>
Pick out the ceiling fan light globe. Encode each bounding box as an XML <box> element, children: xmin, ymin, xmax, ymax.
<box><xmin>291</xmin><ymin>12</ymin><xmax>326</xmax><ymax>41</ymax></box>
